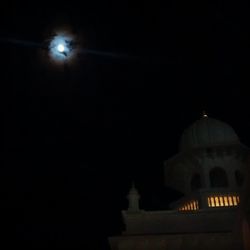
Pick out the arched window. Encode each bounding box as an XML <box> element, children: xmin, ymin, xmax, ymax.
<box><xmin>191</xmin><ymin>173</ymin><xmax>202</xmax><ymax>191</ymax></box>
<box><xmin>235</xmin><ymin>170</ymin><xmax>244</xmax><ymax>187</ymax></box>
<box><xmin>210</xmin><ymin>167</ymin><xmax>228</xmax><ymax>188</ymax></box>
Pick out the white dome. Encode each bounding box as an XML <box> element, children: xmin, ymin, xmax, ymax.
<box><xmin>179</xmin><ymin>116</ymin><xmax>240</xmax><ymax>151</ymax></box>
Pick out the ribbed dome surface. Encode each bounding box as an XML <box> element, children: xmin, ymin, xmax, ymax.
<box><xmin>180</xmin><ymin>116</ymin><xmax>240</xmax><ymax>151</ymax></box>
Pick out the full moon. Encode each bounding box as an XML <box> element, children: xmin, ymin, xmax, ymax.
<box><xmin>49</xmin><ymin>33</ymin><xmax>75</xmax><ymax>62</ymax></box>
<box><xmin>57</xmin><ymin>44</ymin><xmax>65</xmax><ymax>53</ymax></box>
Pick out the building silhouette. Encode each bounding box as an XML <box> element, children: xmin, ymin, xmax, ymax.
<box><xmin>109</xmin><ymin>114</ymin><xmax>250</xmax><ymax>250</ymax></box>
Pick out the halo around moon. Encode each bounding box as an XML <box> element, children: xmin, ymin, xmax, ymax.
<box><xmin>49</xmin><ymin>33</ymin><xmax>75</xmax><ymax>62</ymax></box>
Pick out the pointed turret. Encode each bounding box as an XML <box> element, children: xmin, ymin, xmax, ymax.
<box><xmin>127</xmin><ymin>182</ymin><xmax>140</xmax><ymax>212</ymax></box>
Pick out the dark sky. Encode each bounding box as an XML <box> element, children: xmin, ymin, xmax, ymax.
<box><xmin>1</xmin><ymin>1</ymin><xmax>250</xmax><ymax>249</ymax></box>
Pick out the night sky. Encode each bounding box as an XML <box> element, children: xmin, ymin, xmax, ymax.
<box><xmin>1</xmin><ymin>1</ymin><xmax>250</xmax><ymax>249</ymax></box>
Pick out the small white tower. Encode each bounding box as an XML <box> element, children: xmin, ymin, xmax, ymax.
<box><xmin>127</xmin><ymin>182</ymin><xmax>140</xmax><ymax>212</ymax></box>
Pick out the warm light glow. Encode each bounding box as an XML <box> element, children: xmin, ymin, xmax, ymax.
<box><xmin>208</xmin><ymin>195</ymin><xmax>239</xmax><ymax>207</ymax></box>
<box><xmin>215</xmin><ymin>197</ymin><xmax>219</xmax><ymax>207</ymax></box>
<box><xmin>233</xmin><ymin>196</ymin><xmax>237</xmax><ymax>206</ymax></box>
<box><xmin>224</xmin><ymin>196</ymin><xmax>229</xmax><ymax>206</ymax></box>
<box><xmin>193</xmin><ymin>201</ymin><xmax>196</xmax><ymax>210</ymax></box>
<box><xmin>228</xmin><ymin>196</ymin><xmax>233</xmax><ymax>206</ymax></box>
<box><xmin>181</xmin><ymin>195</ymin><xmax>239</xmax><ymax>211</ymax></box>
<box><xmin>237</xmin><ymin>196</ymin><xmax>240</xmax><ymax>203</ymax></box>
<box><xmin>190</xmin><ymin>203</ymin><xmax>193</xmax><ymax>210</ymax></box>
<box><xmin>219</xmin><ymin>196</ymin><xmax>224</xmax><ymax>206</ymax></box>
<box><xmin>179</xmin><ymin>200</ymin><xmax>199</xmax><ymax>212</ymax></box>
<box><xmin>211</xmin><ymin>197</ymin><xmax>215</xmax><ymax>207</ymax></box>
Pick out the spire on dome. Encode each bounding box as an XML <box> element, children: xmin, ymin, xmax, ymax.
<box><xmin>179</xmin><ymin>114</ymin><xmax>240</xmax><ymax>151</ymax></box>
<box><xmin>202</xmin><ymin>110</ymin><xmax>208</xmax><ymax>118</ymax></box>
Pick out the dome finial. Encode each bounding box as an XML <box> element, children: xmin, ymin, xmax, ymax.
<box><xmin>202</xmin><ymin>110</ymin><xmax>208</xmax><ymax>118</ymax></box>
<box><xmin>179</xmin><ymin>114</ymin><xmax>240</xmax><ymax>151</ymax></box>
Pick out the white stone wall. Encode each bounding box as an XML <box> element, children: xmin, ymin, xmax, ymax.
<box><xmin>164</xmin><ymin>146</ymin><xmax>247</xmax><ymax>194</ymax></box>
<box><xmin>110</xmin><ymin>232</ymin><xmax>242</xmax><ymax>250</ymax></box>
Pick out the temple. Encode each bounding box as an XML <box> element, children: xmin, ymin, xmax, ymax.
<box><xmin>109</xmin><ymin>114</ymin><xmax>250</xmax><ymax>250</ymax></box>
